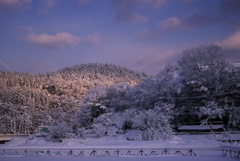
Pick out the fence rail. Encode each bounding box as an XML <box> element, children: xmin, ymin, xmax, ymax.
<box><xmin>220</xmin><ymin>145</ymin><xmax>240</xmax><ymax>158</ymax></box>
<box><xmin>0</xmin><ymin>147</ymin><xmax>220</xmax><ymax>157</ymax></box>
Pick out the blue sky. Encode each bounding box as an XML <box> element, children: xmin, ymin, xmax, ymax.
<box><xmin>0</xmin><ymin>0</ymin><xmax>240</xmax><ymax>75</ymax></box>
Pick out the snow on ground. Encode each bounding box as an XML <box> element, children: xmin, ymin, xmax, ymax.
<box><xmin>1</xmin><ymin>133</ymin><xmax>239</xmax><ymax>148</ymax></box>
<box><xmin>0</xmin><ymin>135</ymin><xmax>222</xmax><ymax>149</ymax></box>
<box><xmin>0</xmin><ymin>134</ymin><xmax>239</xmax><ymax>161</ymax></box>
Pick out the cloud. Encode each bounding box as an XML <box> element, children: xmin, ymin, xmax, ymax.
<box><xmin>83</xmin><ymin>34</ymin><xmax>100</xmax><ymax>44</ymax></box>
<box><xmin>183</xmin><ymin>14</ymin><xmax>235</xmax><ymax>28</ymax></box>
<box><xmin>219</xmin><ymin>0</ymin><xmax>240</xmax><ymax>17</ymax></box>
<box><xmin>138</xmin><ymin>0</ymin><xmax>167</xmax><ymax>8</ymax></box>
<box><xmin>112</xmin><ymin>0</ymin><xmax>135</xmax><ymax>22</ymax></box>
<box><xmin>26</xmin><ymin>32</ymin><xmax>80</xmax><ymax>49</ymax></box>
<box><xmin>132</xmin><ymin>14</ymin><xmax>149</xmax><ymax>23</ymax></box>
<box><xmin>156</xmin><ymin>1</ymin><xmax>239</xmax><ymax>30</ymax></box>
<box><xmin>0</xmin><ymin>0</ymin><xmax>31</xmax><ymax>12</ymax></box>
<box><xmin>158</xmin><ymin>17</ymin><xmax>182</xmax><ymax>29</ymax></box>
<box><xmin>158</xmin><ymin>14</ymin><xmax>236</xmax><ymax>30</ymax></box>
<box><xmin>181</xmin><ymin>1</ymin><xmax>240</xmax><ymax>29</ymax></box>
<box><xmin>182</xmin><ymin>0</ymin><xmax>199</xmax><ymax>4</ymax></box>
<box><xmin>112</xmin><ymin>0</ymin><xmax>158</xmax><ymax>23</ymax></box>
<box><xmin>25</xmin><ymin>30</ymin><xmax>100</xmax><ymax>49</ymax></box>
<box><xmin>216</xmin><ymin>31</ymin><xmax>240</xmax><ymax>50</ymax></box>
<box><xmin>132</xmin><ymin>48</ymin><xmax>182</xmax><ymax>75</ymax></box>
<box><xmin>150</xmin><ymin>0</ymin><xmax>167</xmax><ymax>8</ymax></box>
<box><xmin>222</xmin><ymin>49</ymin><xmax>240</xmax><ymax>62</ymax></box>
<box><xmin>135</xmin><ymin>30</ymin><xmax>159</xmax><ymax>40</ymax></box>
<box><xmin>38</xmin><ymin>0</ymin><xmax>57</xmax><ymax>14</ymax></box>
<box><xmin>216</xmin><ymin>31</ymin><xmax>240</xmax><ymax>64</ymax></box>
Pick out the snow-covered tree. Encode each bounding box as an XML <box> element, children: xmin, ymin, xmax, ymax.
<box><xmin>75</xmin><ymin>85</ymin><xmax>108</xmax><ymax>128</ymax></box>
<box><xmin>125</xmin><ymin>64</ymin><xmax>180</xmax><ymax>110</ymax></box>
<box><xmin>175</xmin><ymin>44</ymin><xmax>237</xmax><ymax>125</ymax></box>
<box><xmin>198</xmin><ymin>101</ymin><xmax>224</xmax><ymax>131</ymax></box>
<box><xmin>226</xmin><ymin>106</ymin><xmax>240</xmax><ymax>129</ymax></box>
<box><xmin>106</xmin><ymin>83</ymin><xmax>131</xmax><ymax>112</ymax></box>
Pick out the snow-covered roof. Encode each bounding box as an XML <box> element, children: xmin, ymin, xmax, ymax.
<box><xmin>178</xmin><ymin>125</ymin><xmax>224</xmax><ymax>130</ymax></box>
<box><xmin>231</xmin><ymin>61</ymin><xmax>240</xmax><ymax>67</ymax></box>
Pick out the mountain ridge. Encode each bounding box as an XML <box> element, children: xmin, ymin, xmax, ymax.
<box><xmin>0</xmin><ymin>63</ymin><xmax>147</xmax><ymax>108</ymax></box>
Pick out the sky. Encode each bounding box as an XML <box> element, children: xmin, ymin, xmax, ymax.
<box><xmin>0</xmin><ymin>0</ymin><xmax>240</xmax><ymax>75</ymax></box>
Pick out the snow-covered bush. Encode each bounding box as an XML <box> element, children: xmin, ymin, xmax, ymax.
<box><xmin>77</xmin><ymin>127</ymin><xmax>86</xmax><ymax>138</ymax></box>
<box><xmin>107</xmin><ymin>126</ymin><xmax>119</xmax><ymax>137</ymax></box>
<box><xmin>47</xmin><ymin>122</ymin><xmax>72</xmax><ymax>141</ymax></box>
<box><xmin>92</xmin><ymin>123</ymin><xmax>107</xmax><ymax>138</ymax></box>
<box><xmin>91</xmin><ymin>113</ymin><xmax>117</xmax><ymax>137</ymax></box>
<box><xmin>131</xmin><ymin>104</ymin><xmax>173</xmax><ymax>140</ymax></box>
<box><xmin>125</xmin><ymin>130</ymin><xmax>143</xmax><ymax>141</ymax></box>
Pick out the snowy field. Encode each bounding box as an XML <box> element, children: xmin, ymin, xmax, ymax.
<box><xmin>0</xmin><ymin>134</ymin><xmax>239</xmax><ymax>161</ymax></box>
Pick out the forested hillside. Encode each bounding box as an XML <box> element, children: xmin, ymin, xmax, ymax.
<box><xmin>0</xmin><ymin>63</ymin><xmax>146</xmax><ymax>134</ymax></box>
<box><xmin>0</xmin><ymin>45</ymin><xmax>240</xmax><ymax>141</ymax></box>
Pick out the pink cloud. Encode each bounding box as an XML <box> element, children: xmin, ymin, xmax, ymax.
<box><xmin>132</xmin><ymin>14</ymin><xmax>149</xmax><ymax>23</ymax></box>
<box><xmin>151</xmin><ymin>0</ymin><xmax>167</xmax><ymax>8</ymax></box>
<box><xmin>26</xmin><ymin>30</ymin><xmax>101</xmax><ymax>49</ymax></box>
<box><xmin>0</xmin><ymin>0</ymin><xmax>31</xmax><ymax>12</ymax></box>
<box><xmin>216</xmin><ymin>31</ymin><xmax>240</xmax><ymax>50</ymax></box>
<box><xmin>83</xmin><ymin>34</ymin><xmax>100</xmax><ymax>44</ymax></box>
<box><xmin>26</xmin><ymin>32</ymin><xmax>80</xmax><ymax>49</ymax></box>
<box><xmin>112</xmin><ymin>0</ymin><xmax>160</xmax><ymax>23</ymax></box>
<box><xmin>158</xmin><ymin>17</ymin><xmax>182</xmax><ymax>29</ymax></box>
<box><xmin>0</xmin><ymin>0</ymin><xmax>20</xmax><ymax>5</ymax></box>
<box><xmin>130</xmin><ymin>47</ymin><xmax>182</xmax><ymax>75</ymax></box>
<box><xmin>38</xmin><ymin>0</ymin><xmax>56</xmax><ymax>14</ymax></box>
<box><xmin>138</xmin><ymin>0</ymin><xmax>167</xmax><ymax>8</ymax></box>
<box><xmin>44</xmin><ymin>0</ymin><xmax>56</xmax><ymax>8</ymax></box>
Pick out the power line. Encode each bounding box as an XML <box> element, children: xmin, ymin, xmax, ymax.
<box><xmin>1</xmin><ymin>84</ymin><xmax>26</xmax><ymax>99</ymax></box>
<box><xmin>0</xmin><ymin>59</ymin><xmax>16</xmax><ymax>74</ymax></box>
<box><xmin>0</xmin><ymin>59</ymin><xmax>45</xmax><ymax>108</ymax></box>
<box><xmin>159</xmin><ymin>91</ymin><xmax>240</xmax><ymax>100</ymax></box>
<box><xmin>0</xmin><ymin>60</ymin><xmax>26</xmax><ymax>99</ymax></box>
<box><xmin>0</xmin><ymin>62</ymin><xmax>7</xmax><ymax>71</ymax></box>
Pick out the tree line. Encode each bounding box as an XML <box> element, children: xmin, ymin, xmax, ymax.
<box><xmin>0</xmin><ymin>45</ymin><xmax>239</xmax><ymax>140</ymax></box>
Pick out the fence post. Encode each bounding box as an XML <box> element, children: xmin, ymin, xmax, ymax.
<box><xmin>126</xmin><ymin>151</ymin><xmax>134</xmax><ymax>156</ymax></box>
<box><xmin>161</xmin><ymin>149</ymin><xmax>170</xmax><ymax>155</ymax></box>
<box><xmin>175</xmin><ymin>150</ymin><xmax>184</xmax><ymax>156</ymax></box>
<box><xmin>136</xmin><ymin>149</ymin><xmax>147</xmax><ymax>156</ymax></box>
<box><xmin>149</xmin><ymin>151</ymin><xmax>158</xmax><ymax>156</ymax></box>
<box><xmin>113</xmin><ymin>149</ymin><xmax>122</xmax><ymax>156</ymax></box>
<box><xmin>186</xmin><ymin>149</ymin><xmax>197</xmax><ymax>156</ymax></box>
<box><xmin>90</xmin><ymin>149</ymin><xmax>99</xmax><ymax>156</ymax></box>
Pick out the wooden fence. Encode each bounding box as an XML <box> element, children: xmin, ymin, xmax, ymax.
<box><xmin>0</xmin><ymin>147</ymin><xmax>217</xmax><ymax>157</ymax></box>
